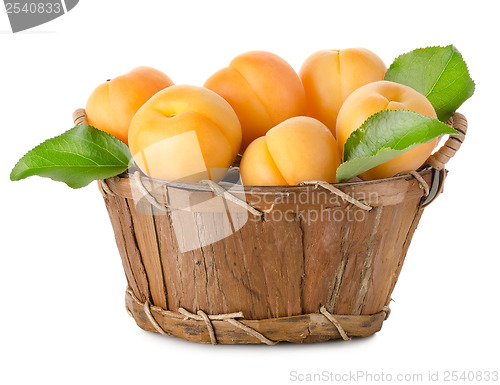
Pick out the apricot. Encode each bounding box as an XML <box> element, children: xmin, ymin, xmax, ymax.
<box><xmin>128</xmin><ymin>85</ymin><xmax>241</xmax><ymax>183</ymax></box>
<box><xmin>336</xmin><ymin>80</ymin><xmax>438</xmax><ymax>180</ymax></box>
<box><xmin>86</xmin><ymin>67</ymin><xmax>174</xmax><ymax>144</ymax></box>
<box><xmin>240</xmin><ymin>117</ymin><xmax>341</xmax><ymax>186</ymax></box>
<box><xmin>299</xmin><ymin>48</ymin><xmax>386</xmax><ymax>134</ymax></box>
<box><xmin>204</xmin><ymin>51</ymin><xmax>307</xmax><ymax>151</ymax></box>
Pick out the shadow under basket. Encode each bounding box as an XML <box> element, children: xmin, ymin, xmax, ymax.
<box><xmin>73</xmin><ymin>109</ymin><xmax>467</xmax><ymax>345</ymax></box>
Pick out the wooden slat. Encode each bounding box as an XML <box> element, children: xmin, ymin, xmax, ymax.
<box><xmin>361</xmin><ymin>197</ymin><xmax>423</xmax><ymax>314</ymax></box>
<box><xmin>301</xmin><ymin>208</ymin><xmax>345</xmax><ymax>314</ymax></box>
<box><xmin>127</xmin><ymin>200</ymin><xmax>168</xmax><ymax>310</ymax></box>
<box><xmin>98</xmin><ymin>187</ymin><xmax>142</xmax><ymax>301</ymax></box>
<box><xmin>105</xmin><ymin>191</ymin><xmax>150</xmax><ymax>303</ymax></box>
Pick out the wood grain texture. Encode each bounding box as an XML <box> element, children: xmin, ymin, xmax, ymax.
<box><xmin>99</xmin><ymin>184</ymin><xmax>150</xmax><ymax>303</ymax></box>
<box><xmin>100</xmin><ymin>168</ymin><xmax>435</xmax><ymax>343</ymax></box>
<box><xmin>127</xmin><ymin>201</ymin><xmax>168</xmax><ymax>310</ymax></box>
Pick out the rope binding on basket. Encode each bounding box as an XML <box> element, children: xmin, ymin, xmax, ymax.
<box><xmin>146</xmin><ymin>302</ymin><xmax>367</xmax><ymax>344</ymax></box>
<box><xmin>143</xmin><ymin>300</ymin><xmax>171</xmax><ymax>337</ymax></box>
<box><xmin>133</xmin><ymin>170</ymin><xmax>263</xmax><ymax>217</ymax></box>
<box><xmin>131</xmin><ymin>170</ymin><xmax>430</xmax><ymax>212</ymax></box>
<box><xmin>133</xmin><ymin>171</ymin><xmax>169</xmax><ymax>212</ymax></box>
<box><xmin>382</xmin><ymin>306</ymin><xmax>391</xmax><ymax>320</ymax></box>
<box><xmin>200</xmin><ymin>179</ymin><xmax>263</xmax><ymax>217</ymax></box>
<box><xmin>97</xmin><ymin>179</ymin><xmax>115</xmax><ymax>197</ymax></box>
<box><xmin>76</xmin><ymin>109</ymin><xmax>467</xmax><ymax>210</ymax></box>
<box><xmin>126</xmin><ymin>287</ymin><xmax>391</xmax><ymax>344</ymax></box>
<box><xmin>319</xmin><ymin>306</ymin><xmax>351</xmax><ymax>341</ymax></box>
<box><xmin>407</xmin><ymin>171</ymin><xmax>430</xmax><ymax>197</ymax></box>
<box><xmin>142</xmin><ymin>298</ymin><xmax>277</xmax><ymax>345</ymax></box>
<box><xmin>300</xmin><ymin>180</ymin><xmax>372</xmax><ymax>211</ymax></box>
<box><xmin>178</xmin><ymin>307</ymin><xmax>277</xmax><ymax>345</ymax></box>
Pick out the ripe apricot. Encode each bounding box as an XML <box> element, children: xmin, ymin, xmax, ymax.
<box><xmin>299</xmin><ymin>48</ymin><xmax>386</xmax><ymax>134</ymax></box>
<box><xmin>240</xmin><ymin>117</ymin><xmax>341</xmax><ymax>186</ymax></box>
<box><xmin>336</xmin><ymin>80</ymin><xmax>438</xmax><ymax>180</ymax></box>
<box><xmin>86</xmin><ymin>67</ymin><xmax>174</xmax><ymax>144</ymax></box>
<box><xmin>204</xmin><ymin>51</ymin><xmax>307</xmax><ymax>151</ymax></box>
<box><xmin>128</xmin><ymin>85</ymin><xmax>241</xmax><ymax>183</ymax></box>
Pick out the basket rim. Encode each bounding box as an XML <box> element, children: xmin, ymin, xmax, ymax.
<box><xmin>74</xmin><ymin>108</ymin><xmax>466</xmax><ymax>199</ymax></box>
<box><xmin>110</xmin><ymin>166</ymin><xmax>435</xmax><ymax>195</ymax></box>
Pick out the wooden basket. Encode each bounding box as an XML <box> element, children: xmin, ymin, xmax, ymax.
<box><xmin>73</xmin><ymin>109</ymin><xmax>467</xmax><ymax>344</ymax></box>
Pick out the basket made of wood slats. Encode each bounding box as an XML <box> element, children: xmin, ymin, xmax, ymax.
<box><xmin>73</xmin><ymin>109</ymin><xmax>467</xmax><ymax>345</ymax></box>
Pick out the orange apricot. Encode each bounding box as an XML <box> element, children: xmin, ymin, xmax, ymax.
<box><xmin>86</xmin><ymin>66</ymin><xmax>174</xmax><ymax>144</ymax></box>
<box><xmin>299</xmin><ymin>48</ymin><xmax>386</xmax><ymax>134</ymax></box>
<box><xmin>204</xmin><ymin>51</ymin><xmax>307</xmax><ymax>151</ymax></box>
<box><xmin>128</xmin><ymin>85</ymin><xmax>241</xmax><ymax>183</ymax></box>
<box><xmin>336</xmin><ymin>80</ymin><xmax>438</xmax><ymax>180</ymax></box>
<box><xmin>240</xmin><ymin>117</ymin><xmax>341</xmax><ymax>186</ymax></box>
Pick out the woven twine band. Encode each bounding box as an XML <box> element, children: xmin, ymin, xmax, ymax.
<box><xmin>133</xmin><ymin>171</ymin><xmax>263</xmax><ymax>217</ymax></box>
<box><xmin>179</xmin><ymin>308</ymin><xmax>277</xmax><ymax>345</ymax></box>
<box><xmin>127</xmin><ymin>288</ymin><xmax>390</xmax><ymax>344</ymax></box>
<box><xmin>142</xmin><ymin>299</ymin><xmax>277</xmax><ymax>345</ymax></box>
<box><xmin>300</xmin><ymin>180</ymin><xmax>372</xmax><ymax>211</ymax></box>
<box><xmin>426</xmin><ymin>113</ymin><xmax>467</xmax><ymax>170</ymax></box>
<box><xmin>144</xmin><ymin>300</ymin><xmax>367</xmax><ymax>344</ymax></box>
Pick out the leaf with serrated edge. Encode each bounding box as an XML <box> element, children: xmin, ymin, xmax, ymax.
<box><xmin>337</xmin><ymin>110</ymin><xmax>457</xmax><ymax>182</ymax></box>
<box><xmin>10</xmin><ymin>125</ymin><xmax>131</xmax><ymax>188</ymax></box>
<box><xmin>385</xmin><ymin>45</ymin><xmax>475</xmax><ymax>122</ymax></box>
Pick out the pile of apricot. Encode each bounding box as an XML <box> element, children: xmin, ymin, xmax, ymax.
<box><xmin>85</xmin><ymin>49</ymin><xmax>437</xmax><ymax>185</ymax></box>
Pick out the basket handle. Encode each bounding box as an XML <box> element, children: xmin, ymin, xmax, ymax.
<box><xmin>420</xmin><ymin>112</ymin><xmax>467</xmax><ymax>206</ymax></box>
<box><xmin>426</xmin><ymin>112</ymin><xmax>467</xmax><ymax>170</ymax></box>
<box><xmin>73</xmin><ymin>108</ymin><xmax>88</xmax><ymax>126</ymax></box>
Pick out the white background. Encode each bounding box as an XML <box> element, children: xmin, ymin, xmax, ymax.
<box><xmin>1</xmin><ymin>1</ymin><xmax>499</xmax><ymax>384</ymax></box>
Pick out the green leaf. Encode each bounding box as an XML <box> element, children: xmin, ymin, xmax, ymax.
<box><xmin>10</xmin><ymin>125</ymin><xmax>131</xmax><ymax>189</ymax></box>
<box><xmin>336</xmin><ymin>110</ymin><xmax>457</xmax><ymax>182</ymax></box>
<box><xmin>385</xmin><ymin>45</ymin><xmax>475</xmax><ymax>122</ymax></box>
